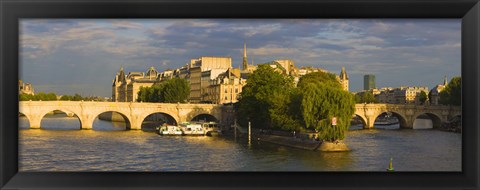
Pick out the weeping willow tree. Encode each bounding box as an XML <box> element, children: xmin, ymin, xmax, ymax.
<box><xmin>298</xmin><ymin>73</ymin><xmax>355</xmax><ymax>142</ymax></box>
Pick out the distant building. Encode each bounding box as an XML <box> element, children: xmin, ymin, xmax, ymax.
<box><xmin>201</xmin><ymin>69</ymin><xmax>230</xmax><ymax>102</ymax></box>
<box><xmin>187</xmin><ymin>56</ymin><xmax>232</xmax><ymax>103</ymax></box>
<box><xmin>338</xmin><ymin>67</ymin><xmax>349</xmax><ymax>92</ymax></box>
<box><xmin>364</xmin><ymin>74</ymin><xmax>376</xmax><ymax>90</ymax></box>
<box><xmin>394</xmin><ymin>86</ymin><xmax>429</xmax><ymax>104</ymax></box>
<box><xmin>205</xmin><ymin>68</ymin><xmax>246</xmax><ymax>104</ymax></box>
<box><xmin>376</xmin><ymin>87</ymin><xmax>396</xmax><ymax>104</ymax></box>
<box><xmin>112</xmin><ymin>67</ymin><xmax>158</xmax><ymax>102</ymax></box>
<box><xmin>429</xmin><ymin>76</ymin><xmax>448</xmax><ymax>105</ymax></box>
<box><xmin>373</xmin><ymin>86</ymin><xmax>429</xmax><ymax>105</ymax></box>
<box><xmin>18</xmin><ymin>80</ymin><xmax>35</xmax><ymax>95</ymax></box>
<box><xmin>241</xmin><ymin>42</ymin><xmax>257</xmax><ymax>73</ymax></box>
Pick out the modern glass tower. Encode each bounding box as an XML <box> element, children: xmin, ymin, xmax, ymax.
<box><xmin>364</xmin><ymin>74</ymin><xmax>376</xmax><ymax>90</ymax></box>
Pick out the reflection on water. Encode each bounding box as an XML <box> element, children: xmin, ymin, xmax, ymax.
<box><xmin>19</xmin><ymin>117</ymin><xmax>461</xmax><ymax>171</ymax></box>
<box><xmin>413</xmin><ymin>118</ymin><xmax>433</xmax><ymax>129</ymax></box>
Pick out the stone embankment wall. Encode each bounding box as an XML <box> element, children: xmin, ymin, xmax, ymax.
<box><xmin>438</xmin><ymin>116</ymin><xmax>461</xmax><ymax>133</ymax></box>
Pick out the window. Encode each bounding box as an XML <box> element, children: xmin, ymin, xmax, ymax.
<box><xmin>225</xmin><ymin>96</ymin><xmax>228</xmax><ymax>100</ymax></box>
<box><xmin>235</xmin><ymin>88</ymin><xmax>238</xmax><ymax>93</ymax></box>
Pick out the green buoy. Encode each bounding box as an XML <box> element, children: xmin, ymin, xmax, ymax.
<box><xmin>386</xmin><ymin>157</ymin><xmax>394</xmax><ymax>172</ymax></box>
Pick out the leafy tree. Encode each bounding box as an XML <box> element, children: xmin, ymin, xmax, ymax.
<box><xmin>136</xmin><ymin>78</ymin><xmax>190</xmax><ymax>103</ymax></box>
<box><xmin>72</xmin><ymin>93</ymin><xmax>83</xmax><ymax>101</ymax></box>
<box><xmin>137</xmin><ymin>87</ymin><xmax>149</xmax><ymax>102</ymax></box>
<box><xmin>35</xmin><ymin>92</ymin><xmax>47</xmax><ymax>101</ymax></box>
<box><xmin>60</xmin><ymin>95</ymin><xmax>72</xmax><ymax>101</ymax></box>
<box><xmin>355</xmin><ymin>91</ymin><xmax>378</xmax><ymax>103</ymax></box>
<box><xmin>298</xmin><ymin>73</ymin><xmax>355</xmax><ymax>142</ymax></box>
<box><xmin>162</xmin><ymin>78</ymin><xmax>190</xmax><ymax>103</ymax></box>
<box><xmin>237</xmin><ymin>64</ymin><xmax>296</xmax><ymax>130</ymax></box>
<box><xmin>439</xmin><ymin>77</ymin><xmax>461</xmax><ymax>106</ymax></box>
<box><xmin>419</xmin><ymin>91</ymin><xmax>428</xmax><ymax>104</ymax></box>
<box><xmin>46</xmin><ymin>93</ymin><xmax>57</xmax><ymax>101</ymax></box>
<box><xmin>19</xmin><ymin>93</ymin><xmax>34</xmax><ymax>101</ymax></box>
<box><xmin>297</xmin><ymin>71</ymin><xmax>342</xmax><ymax>89</ymax></box>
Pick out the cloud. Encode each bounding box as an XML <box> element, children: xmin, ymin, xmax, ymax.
<box><xmin>20</xmin><ymin>19</ymin><xmax>461</xmax><ymax>95</ymax></box>
<box><xmin>111</xmin><ymin>20</ymin><xmax>143</xmax><ymax>29</ymax></box>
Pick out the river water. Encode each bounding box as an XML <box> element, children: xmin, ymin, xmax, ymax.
<box><xmin>18</xmin><ymin>115</ymin><xmax>461</xmax><ymax>171</ymax></box>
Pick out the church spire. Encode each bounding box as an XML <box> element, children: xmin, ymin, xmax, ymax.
<box><xmin>340</xmin><ymin>66</ymin><xmax>348</xmax><ymax>80</ymax></box>
<box><xmin>443</xmin><ymin>75</ymin><xmax>448</xmax><ymax>86</ymax></box>
<box><xmin>242</xmin><ymin>42</ymin><xmax>248</xmax><ymax>70</ymax></box>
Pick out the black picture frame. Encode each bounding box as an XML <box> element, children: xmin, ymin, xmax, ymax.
<box><xmin>1</xmin><ymin>0</ymin><xmax>479</xmax><ymax>189</ymax></box>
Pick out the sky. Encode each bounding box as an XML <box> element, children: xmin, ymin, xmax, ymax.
<box><xmin>20</xmin><ymin>19</ymin><xmax>461</xmax><ymax>97</ymax></box>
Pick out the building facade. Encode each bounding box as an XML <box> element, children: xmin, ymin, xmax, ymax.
<box><xmin>187</xmin><ymin>56</ymin><xmax>232</xmax><ymax>103</ymax></box>
<box><xmin>429</xmin><ymin>76</ymin><xmax>448</xmax><ymax>105</ymax></box>
<box><xmin>374</xmin><ymin>86</ymin><xmax>429</xmax><ymax>105</ymax></box>
<box><xmin>19</xmin><ymin>80</ymin><xmax>35</xmax><ymax>95</ymax></box>
<box><xmin>205</xmin><ymin>68</ymin><xmax>246</xmax><ymax>104</ymax></box>
<box><xmin>112</xmin><ymin>67</ymin><xmax>158</xmax><ymax>102</ymax></box>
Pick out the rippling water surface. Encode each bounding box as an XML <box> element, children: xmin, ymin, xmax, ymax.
<box><xmin>19</xmin><ymin>116</ymin><xmax>461</xmax><ymax>171</ymax></box>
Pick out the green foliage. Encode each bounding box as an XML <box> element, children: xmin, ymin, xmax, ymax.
<box><xmin>137</xmin><ymin>78</ymin><xmax>190</xmax><ymax>103</ymax></box>
<box><xmin>236</xmin><ymin>69</ymin><xmax>355</xmax><ymax>141</ymax></box>
<box><xmin>162</xmin><ymin>78</ymin><xmax>190</xmax><ymax>103</ymax></box>
<box><xmin>19</xmin><ymin>93</ymin><xmax>34</xmax><ymax>101</ymax></box>
<box><xmin>299</xmin><ymin>82</ymin><xmax>355</xmax><ymax>141</ymax></box>
<box><xmin>19</xmin><ymin>92</ymin><xmax>57</xmax><ymax>101</ymax></box>
<box><xmin>72</xmin><ymin>93</ymin><xmax>83</xmax><ymax>101</ymax></box>
<box><xmin>419</xmin><ymin>91</ymin><xmax>428</xmax><ymax>104</ymax></box>
<box><xmin>297</xmin><ymin>71</ymin><xmax>342</xmax><ymax>89</ymax></box>
<box><xmin>439</xmin><ymin>77</ymin><xmax>461</xmax><ymax>106</ymax></box>
<box><xmin>355</xmin><ymin>91</ymin><xmax>378</xmax><ymax>103</ymax></box>
<box><xmin>60</xmin><ymin>95</ymin><xmax>72</xmax><ymax>100</ymax></box>
<box><xmin>20</xmin><ymin>92</ymin><xmax>105</xmax><ymax>101</ymax></box>
<box><xmin>237</xmin><ymin>64</ymin><xmax>297</xmax><ymax>130</ymax></box>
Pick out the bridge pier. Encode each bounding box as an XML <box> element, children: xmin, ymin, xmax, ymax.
<box><xmin>28</xmin><ymin>114</ymin><xmax>42</xmax><ymax>129</ymax></box>
<box><xmin>79</xmin><ymin>115</ymin><xmax>94</xmax><ymax>130</ymax></box>
<box><xmin>363</xmin><ymin>116</ymin><xmax>376</xmax><ymax>129</ymax></box>
<box><xmin>129</xmin><ymin>117</ymin><xmax>142</xmax><ymax>130</ymax></box>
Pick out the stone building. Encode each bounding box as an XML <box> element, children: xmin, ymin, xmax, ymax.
<box><xmin>373</xmin><ymin>86</ymin><xmax>429</xmax><ymax>105</ymax></box>
<box><xmin>19</xmin><ymin>80</ymin><xmax>35</xmax><ymax>95</ymax></box>
<box><xmin>429</xmin><ymin>76</ymin><xmax>448</xmax><ymax>105</ymax></box>
<box><xmin>205</xmin><ymin>68</ymin><xmax>246</xmax><ymax>104</ymax></box>
<box><xmin>187</xmin><ymin>56</ymin><xmax>232</xmax><ymax>103</ymax></box>
<box><xmin>201</xmin><ymin>69</ymin><xmax>230</xmax><ymax>102</ymax></box>
<box><xmin>376</xmin><ymin>88</ymin><xmax>396</xmax><ymax>103</ymax></box>
<box><xmin>112</xmin><ymin>67</ymin><xmax>158</xmax><ymax>102</ymax></box>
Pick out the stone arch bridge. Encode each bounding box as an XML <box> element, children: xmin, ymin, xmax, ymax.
<box><xmin>19</xmin><ymin>101</ymin><xmax>460</xmax><ymax>130</ymax></box>
<box><xmin>19</xmin><ymin>101</ymin><xmax>233</xmax><ymax>130</ymax></box>
<box><xmin>354</xmin><ymin>104</ymin><xmax>461</xmax><ymax>129</ymax></box>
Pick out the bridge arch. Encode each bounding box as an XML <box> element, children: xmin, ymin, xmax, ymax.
<box><xmin>350</xmin><ymin>114</ymin><xmax>368</xmax><ymax>129</ymax></box>
<box><xmin>19</xmin><ymin>112</ymin><xmax>31</xmax><ymax>129</ymax></box>
<box><xmin>93</xmin><ymin>111</ymin><xmax>132</xmax><ymax>130</ymax></box>
<box><xmin>190</xmin><ymin>113</ymin><xmax>219</xmax><ymax>122</ymax></box>
<box><xmin>39</xmin><ymin>109</ymin><xmax>82</xmax><ymax>130</ymax></box>
<box><xmin>141</xmin><ymin>112</ymin><xmax>178</xmax><ymax>126</ymax></box>
<box><xmin>412</xmin><ymin>112</ymin><xmax>443</xmax><ymax>129</ymax></box>
<box><xmin>373</xmin><ymin>111</ymin><xmax>408</xmax><ymax>129</ymax></box>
